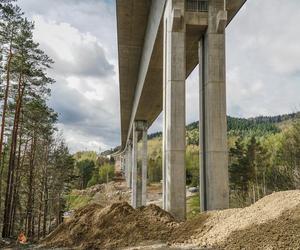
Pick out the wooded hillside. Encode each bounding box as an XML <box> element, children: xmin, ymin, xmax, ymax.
<box><xmin>147</xmin><ymin>112</ymin><xmax>300</xmax><ymax>207</ymax></box>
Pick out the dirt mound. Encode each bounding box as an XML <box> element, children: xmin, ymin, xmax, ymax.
<box><xmin>41</xmin><ymin>202</ymin><xmax>178</xmax><ymax>249</ymax></box>
<box><xmin>72</xmin><ymin>182</ymin><xmax>131</xmax><ymax>207</ymax></box>
<box><xmin>220</xmin><ymin>205</ymin><xmax>300</xmax><ymax>249</ymax></box>
<box><xmin>72</xmin><ymin>184</ymin><xmax>105</xmax><ymax>196</ymax></box>
<box><xmin>171</xmin><ymin>190</ymin><xmax>300</xmax><ymax>249</ymax></box>
<box><xmin>42</xmin><ymin>190</ymin><xmax>300</xmax><ymax>249</ymax></box>
<box><xmin>92</xmin><ymin>181</ymin><xmax>131</xmax><ymax>205</ymax></box>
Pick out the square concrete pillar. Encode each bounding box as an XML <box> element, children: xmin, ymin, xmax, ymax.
<box><xmin>120</xmin><ymin>156</ymin><xmax>124</xmax><ymax>173</ymax></box>
<box><xmin>125</xmin><ymin>152</ymin><xmax>128</xmax><ymax>184</ymax></box>
<box><xmin>141</xmin><ymin>124</ymin><xmax>148</xmax><ymax>206</ymax></box>
<box><xmin>126</xmin><ymin>142</ymin><xmax>132</xmax><ymax>188</ymax></box>
<box><xmin>131</xmin><ymin>120</ymin><xmax>148</xmax><ymax>208</ymax></box>
<box><xmin>122</xmin><ymin>156</ymin><xmax>126</xmax><ymax>175</ymax></box>
<box><xmin>163</xmin><ymin>0</ymin><xmax>186</xmax><ymax>220</ymax></box>
<box><xmin>199</xmin><ymin>0</ymin><xmax>229</xmax><ymax>211</ymax></box>
<box><xmin>131</xmin><ymin>126</ymin><xmax>138</xmax><ymax>208</ymax></box>
<box><xmin>124</xmin><ymin>153</ymin><xmax>128</xmax><ymax>181</ymax></box>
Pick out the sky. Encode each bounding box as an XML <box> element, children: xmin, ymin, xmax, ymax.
<box><xmin>18</xmin><ymin>0</ymin><xmax>300</xmax><ymax>153</ymax></box>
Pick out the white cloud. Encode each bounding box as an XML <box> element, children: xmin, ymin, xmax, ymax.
<box><xmin>33</xmin><ymin>16</ymin><xmax>114</xmax><ymax>78</ymax></box>
<box><xmin>18</xmin><ymin>8</ymin><xmax>120</xmax><ymax>152</ymax></box>
<box><xmin>225</xmin><ymin>0</ymin><xmax>300</xmax><ymax>117</ymax></box>
<box><xmin>17</xmin><ymin>0</ymin><xmax>300</xmax><ymax>152</ymax></box>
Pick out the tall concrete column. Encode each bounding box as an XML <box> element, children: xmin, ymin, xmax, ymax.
<box><xmin>124</xmin><ymin>149</ymin><xmax>128</xmax><ymax>185</ymax></box>
<box><xmin>127</xmin><ymin>142</ymin><xmax>132</xmax><ymax>188</ymax></box>
<box><xmin>131</xmin><ymin>124</ymin><xmax>137</xmax><ymax>208</ymax></box>
<box><xmin>199</xmin><ymin>38</ymin><xmax>206</xmax><ymax>212</ymax></box>
<box><xmin>199</xmin><ymin>0</ymin><xmax>229</xmax><ymax>211</ymax></box>
<box><xmin>131</xmin><ymin>120</ymin><xmax>148</xmax><ymax>208</ymax></box>
<box><xmin>141</xmin><ymin>123</ymin><xmax>148</xmax><ymax>206</ymax></box>
<box><xmin>120</xmin><ymin>156</ymin><xmax>124</xmax><ymax>174</ymax></box>
<box><xmin>163</xmin><ymin>0</ymin><xmax>186</xmax><ymax>220</ymax></box>
<box><xmin>162</xmin><ymin>9</ymin><xmax>167</xmax><ymax>210</ymax></box>
<box><xmin>124</xmin><ymin>153</ymin><xmax>128</xmax><ymax>181</ymax></box>
<box><xmin>123</xmin><ymin>156</ymin><xmax>126</xmax><ymax>174</ymax></box>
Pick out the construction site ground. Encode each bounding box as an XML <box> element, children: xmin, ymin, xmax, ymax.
<box><xmin>42</xmin><ymin>182</ymin><xmax>300</xmax><ymax>249</ymax></box>
<box><xmin>2</xmin><ymin>182</ymin><xmax>300</xmax><ymax>249</ymax></box>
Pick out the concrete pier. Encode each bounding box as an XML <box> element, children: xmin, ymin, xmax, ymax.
<box><xmin>131</xmin><ymin>120</ymin><xmax>148</xmax><ymax>208</ymax></box>
<box><xmin>163</xmin><ymin>0</ymin><xmax>186</xmax><ymax>220</ymax></box>
<box><xmin>126</xmin><ymin>142</ymin><xmax>132</xmax><ymax>188</ymax></box>
<box><xmin>141</xmin><ymin>123</ymin><xmax>148</xmax><ymax>206</ymax></box>
<box><xmin>120</xmin><ymin>156</ymin><xmax>124</xmax><ymax>173</ymax></box>
<box><xmin>131</xmin><ymin>123</ymin><xmax>137</xmax><ymax>208</ymax></box>
<box><xmin>125</xmin><ymin>151</ymin><xmax>128</xmax><ymax>185</ymax></box>
<box><xmin>199</xmin><ymin>0</ymin><xmax>229</xmax><ymax>211</ymax></box>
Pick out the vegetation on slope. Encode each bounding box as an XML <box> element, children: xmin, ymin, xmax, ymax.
<box><xmin>147</xmin><ymin>112</ymin><xmax>300</xmax><ymax>208</ymax></box>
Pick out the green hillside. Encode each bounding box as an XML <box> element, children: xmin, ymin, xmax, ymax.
<box><xmin>146</xmin><ymin>112</ymin><xmax>300</xmax><ymax>208</ymax></box>
<box><xmin>150</xmin><ymin>112</ymin><xmax>300</xmax><ymax>141</ymax></box>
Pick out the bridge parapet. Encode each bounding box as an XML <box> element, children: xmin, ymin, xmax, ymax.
<box><xmin>186</xmin><ymin>0</ymin><xmax>208</xmax><ymax>12</ymax></box>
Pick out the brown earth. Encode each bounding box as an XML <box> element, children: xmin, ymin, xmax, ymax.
<box><xmin>72</xmin><ymin>181</ymin><xmax>131</xmax><ymax>206</ymax></box>
<box><xmin>41</xmin><ymin>202</ymin><xmax>178</xmax><ymax>250</ymax></box>
<box><xmin>219</xmin><ymin>206</ymin><xmax>300</xmax><ymax>250</ymax></box>
<box><xmin>41</xmin><ymin>190</ymin><xmax>300</xmax><ymax>250</ymax></box>
<box><xmin>171</xmin><ymin>190</ymin><xmax>300</xmax><ymax>249</ymax></box>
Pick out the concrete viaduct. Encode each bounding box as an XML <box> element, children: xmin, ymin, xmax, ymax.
<box><xmin>116</xmin><ymin>0</ymin><xmax>246</xmax><ymax>220</ymax></box>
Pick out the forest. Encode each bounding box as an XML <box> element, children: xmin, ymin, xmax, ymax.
<box><xmin>147</xmin><ymin>112</ymin><xmax>300</xmax><ymax>207</ymax></box>
<box><xmin>0</xmin><ymin>0</ymin><xmax>78</xmax><ymax>240</ymax></box>
<box><xmin>0</xmin><ymin>1</ymin><xmax>116</xmax><ymax>240</ymax></box>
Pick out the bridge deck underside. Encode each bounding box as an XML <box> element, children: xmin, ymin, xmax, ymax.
<box><xmin>117</xmin><ymin>0</ymin><xmax>151</xmax><ymax>148</ymax></box>
<box><xmin>117</xmin><ymin>0</ymin><xmax>246</xmax><ymax>148</ymax></box>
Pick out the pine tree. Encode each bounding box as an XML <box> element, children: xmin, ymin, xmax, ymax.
<box><xmin>2</xmin><ymin>15</ymin><xmax>53</xmax><ymax>238</ymax></box>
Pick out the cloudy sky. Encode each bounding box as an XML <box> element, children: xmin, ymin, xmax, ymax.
<box><xmin>18</xmin><ymin>0</ymin><xmax>300</xmax><ymax>152</ymax></box>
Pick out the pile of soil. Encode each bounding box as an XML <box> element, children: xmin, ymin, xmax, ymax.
<box><xmin>72</xmin><ymin>182</ymin><xmax>131</xmax><ymax>207</ymax></box>
<box><xmin>171</xmin><ymin>190</ymin><xmax>300</xmax><ymax>249</ymax></box>
<box><xmin>41</xmin><ymin>190</ymin><xmax>300</xmax><ymax>249</ymax></box>
<box><xmin>92</xmin><ymin>182</ymin><xmax>131</xmax><ymax>205</ymax></box>
<box><xmin>41</xmin><ymin>202</ymin><xmax>178</xmax><ymax>249</ymax></box>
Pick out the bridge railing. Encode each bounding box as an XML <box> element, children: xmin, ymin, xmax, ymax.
<box><xmin>186</xmin><ymin>0</ymin><xmax>208</xmax><ymax>12</ymax></box>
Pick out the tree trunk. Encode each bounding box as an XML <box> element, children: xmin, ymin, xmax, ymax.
<box><xmin>0</xmin><ymin>48</ymin><xmax>13</xmax><ymax>227</ymax></box>
<box><xmin>37</xmin><ymin>189</ymin><xmax>43</xmax><ymax>240</ymax></box>
<box><xmin>252</xmin><ymin>184</ymin><xmax>256</xmax><ymax>203</ymax></box>
<box><xmin>263</xmin><ymin>170</ymin><xmax>266</xmax><ymax>196</ymax></box>
<box><xmin>9</xmin><ymin>112</ymin><xmax>24</xmax><ymax>236</ymax></box>
<box><xmin>0</xmin><ymin>146</ymin><xmax>6</xmax><ymax>214</ymax></box>
<box><xmin>43</xmin><ymin>172</ymin><xmax>48</xmax><ymax>238</ymax></box>
<box><xmin>26</xmin><ymin>134</ymin><xmax>37</xmax><ymax>241</ymax></box>
<box><xmin>2</xmin><ymin>75</ymin><xmax>25</xmax><ymax>238</ymax></box>
<box><xmin>0</xmin><ymin>48</ymin><xmax>13</xmax><ymax>170</ymax></box>
<box><xmin>42</xmin><ymin>145</ymin><xmax>49</xmax><ymax>238</ymax></box>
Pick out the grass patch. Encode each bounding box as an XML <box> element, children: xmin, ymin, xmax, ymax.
<box><xmin>66</xmin><ymin>194</ymin><xmax>92</xmax><ymax>210</ymax></box>
<box><xmin>187</xmin><ymin>193</ymin><xmax>200</xmax><ymax>219</ymax></box>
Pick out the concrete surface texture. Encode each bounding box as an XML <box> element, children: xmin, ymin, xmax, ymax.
<box><xmin>199</xmin><ymin>0</ymin><xmax>229</xmax><ymax>211</ymax></box>
<box><xmin>163</xmin><ymin>0</ymin><xmax>187</xmax><ymax>220</ymax></box>
<box><xmin>131</xmin><ymin>121</ymin><xmax>148</xmax><ymax>208</ymax></box>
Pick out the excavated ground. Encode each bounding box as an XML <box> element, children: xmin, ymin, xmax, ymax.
<box><xmin>71</xmin><ymin>181</ymin><xmax>131</xmax><ymax>206</ymax></box>
<box><xmin>171</xmin><ymin>190</ymin><xmax>300</xmax><ymax>250</ymax></box>
<box><xmin>40</xmin><ymin>190</ymin><xmax>300</xmax><ymax>250</ymax></box>
<box><xmin>41</xmin><ymin>202</ymin><xmax>178</xmax><ymax>249</ymax></box>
